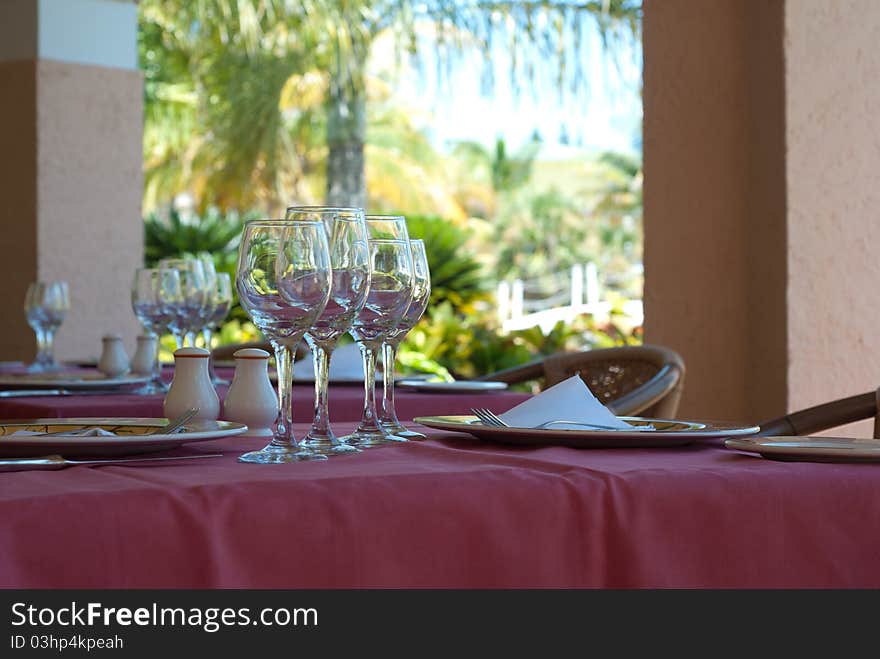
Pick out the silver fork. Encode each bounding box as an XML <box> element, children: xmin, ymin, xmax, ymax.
<box><xmin>470</xmin><ymin>408</ymin><xmax>624</xmax><ymax>431</ymax></box>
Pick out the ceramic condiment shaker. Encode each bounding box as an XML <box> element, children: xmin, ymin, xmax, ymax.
<box><xmin>222</xmin><ymin>348</ymin><xmax>278</xmax><ymax>437</ymax></box>
<box><xmin>131</xmin><ymin>335</ymin><xmax>158</xmax><ymax>375</ymax></box>
<box><xmin>164</xmin><ymin>347</ymin><xmax>220</xmax><ymax>422</ymax></box>
<box><xmin>97</xmin><ymin>334</ymin><xmax>130</xmax><ymax>377</ymax></box>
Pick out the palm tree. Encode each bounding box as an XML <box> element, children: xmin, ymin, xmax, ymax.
<box><xmin>319</xmin><ymin>0</ymin><xmax>641</xmax><ymax>207</ymax></box>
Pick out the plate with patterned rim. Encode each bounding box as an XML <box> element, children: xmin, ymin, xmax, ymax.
<box><xmin>413</xmin><ymin>415</ymin><xmax>759</xmax><ymax>448</ymax></box>
<box><xmin>0</xmin><ymin>417</ymin><xmax>247</xmax><ymax>457</ymax></box>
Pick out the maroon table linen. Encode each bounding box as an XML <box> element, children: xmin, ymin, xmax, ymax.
<box><xmin>0</xmin><ymin>368</ymin><xmax>531</xmax><ymax>423</ymax></box>
<box><xmin>1</xmin><ymin>426</ymin><xmax>879</xmax><ymax>588</ymax></box>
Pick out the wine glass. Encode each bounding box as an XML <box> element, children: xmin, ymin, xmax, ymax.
<box><xmin>202</xmin><ymin>271</ymin><xmax>233</xmax><ymax>385</ymax></box>
<box><xmin>379</xmin><ymin>239</ymin><xmax>431</xmax><ymax>439</ymax></box>
<box><xmin>341</xmin><ymin>237</ymin><xmax>415</xmax><ymax>448</ymax></box>
<box><xmin>285</xmin><ymin>207</ymin><xmax>370</xmax><ymax>456</ymax></box>
<box><xmin>24</xmin><ymin>281</ymin><xmax>70</xmax><ymax>372</ymax></box>
<box><xmin>158</xmin><ymin>258</ymin><xmax>208</xmax><ymax>348</ymax></box>
<box><xmin>235</xmin><ymin>220</ymin><xmax>332</xmax><ymax>463</ymax></box>
<box><xmin>131</xmin><ymin>267</ymin><xmax>182</xmax><ymax>393</ymax></box>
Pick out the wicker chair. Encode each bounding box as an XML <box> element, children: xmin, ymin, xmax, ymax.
<box><xmin>475</xmin><ymin>344</ymin><xmax>686</xmax><ymax>418</ymax></box>
<box><xmin>757</xmin><ymin>388</ymin><xmax>880</xmax><ymax>438</ymax></box>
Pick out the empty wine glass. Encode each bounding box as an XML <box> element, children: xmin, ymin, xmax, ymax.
<box><xmin>24</xmin><ymin>281</ymin><xmax>70</xmax><ymax>372</ymax></box>
<box><xmin>379</xmin><ymin>239</ymin><xmax>431</xmax><ymax>439</ymax></box>
<box><xmin>131</xmin><ymin>267</ymin><xmax>181</xmax><ymax>394</ymax></box>
<box><xmin>235</xmin><ymin>220</ymin><xmax>332</xmax><ymax>463</ymax></box>
<box><xmin>158</xmin><ymin>258</ymin><xmax>208</xmax><ymax>348</ymax></box>
<box><xmin>202</xmin><ymin>271</ymin><xmax>233</xmax><ymax>385</ymax></box>
<box><xmin>341</xmin><ymin>237</ymin><xmax>415</xmax><ymax>448</ymax></box>
<box><xmin>285</xmin><ymin>207</ymin><xmax>370</xmax><ymax>456</ymax></box>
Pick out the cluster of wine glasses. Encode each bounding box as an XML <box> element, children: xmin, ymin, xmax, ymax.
<box><xmin>24</xmin><ymin>281</ymin><xmax>70</xmax><ymax>372</ymax></box>
<box><xmin>235</xmin><ymin>208</ymin><xmax>431</xmax><ymax>464</ymax></box>
<box><xmin>131</xmin><ymin>254</ymin><xmax>233</xmax><ymax>393</ymax></box>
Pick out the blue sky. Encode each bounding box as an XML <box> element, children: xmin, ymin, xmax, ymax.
<box><xmin>384</xmin><ymin>19</ymin><xmax>643</xmax><ymax>159</ymax></box>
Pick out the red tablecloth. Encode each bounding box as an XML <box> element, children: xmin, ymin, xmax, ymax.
<box><xmin>0</xmin><ymin>367</ymin><xmax>531</xmax><ymax>423</ymax></box>
<box><xmin>1</xmin><ymin>424</ymin><xmax>879</xmax><ymax>589</ymax></box>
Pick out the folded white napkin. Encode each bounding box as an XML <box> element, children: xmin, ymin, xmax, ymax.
<box><xmin>294</xmin><ymin>342</ymin><xmax>369</xmax><ymax>382</ymax></box>
<box><xmin>498</xmin><ymin>375</ymin><xmax>652</xmax><ymax>431</ymax></box>
<box><xmin>11</xmin><ymin>427</ymin><xmax>117</xmax><ymax>437</ymax></box>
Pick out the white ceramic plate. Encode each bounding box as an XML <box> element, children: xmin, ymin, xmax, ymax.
<box><xmin>414</xmin><ymin>415</ymin><xmax>759</xmax><ymax>448</ymax></box>
<box><xmin>0</xmin><ymin>417</ymin><xmax>247</xmax><ymax>457</ymax></box>
<box><xmin>725</xmin><ymin>435</ymin><xmax>880</xmax><ymax>462</ymax></box>
<box><xmin>397</xmin><ymin>380</ymin><xmax>509</xmax><ymax>393</ymax></box>
<box><xmin>0</xmin><ymin>373</ymin><xmax>149</xmax><ymax>390</ymax></box>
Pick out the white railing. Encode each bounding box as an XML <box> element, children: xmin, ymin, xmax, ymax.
<box><xmin>496</xmin><ymin>263</ymin><xmax>643</xmax><ymax>334</ymax></box>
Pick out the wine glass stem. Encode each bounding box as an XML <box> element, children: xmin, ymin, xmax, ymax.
<box><xmin>41</xmin><ymin>328</ymin><xmax>56</xmax><ymax>366</ymax></box>
<box><xmin>173</xmin><ymin>332</ymin><xmax>185</xmax><ymax>350</ymax></box>
<box><xmin>309</xmin><ymin>337</ymin><xmax>337</xmax><ymax>437</ymax></box>
<box><xmin>380</xmin><ymin>341</ymin><xmax>400</xmax><ymax>425</ymax></box>
<box><xmin>270</xmin><ymin>340</ymin><xmax>296</xmax><ymax>449</ymax></box>
<box><xmin>185</xmin><ymin>331</ymin><xmax>196</xmax><ymax>347</ymax></box>
<box><xmin>357</xmin><ymin>340</ymin><xmax>382</xmax><ymax>431</ymax></box>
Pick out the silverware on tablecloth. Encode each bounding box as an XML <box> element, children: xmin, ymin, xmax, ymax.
<box><xmin>0</xmin><ymin>389</ymin><xmax>136</xmax><ymax>398</ymax></box>
<box><xmin>0</xmin><ymin>452</ymin><xmax>224</xmax><ymax>472</ymax></box>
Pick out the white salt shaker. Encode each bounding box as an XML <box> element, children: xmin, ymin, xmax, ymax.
<box><xmin>131</xmin><ymin>335</ymin><xmax>157</xmax><ymax>375</ymax></box>
<box><xmin>222</xmin><ymin>348</ymin><xmax>278</xmax><ymax>437</ymax></box>
<box><xmin>164</xmin><ymin>347</ymin><xmax>220</xmax><ymax>422</ymax></box>
<box><xmin>97</xmin><ymin>334</ymin><xmax>130</xmax><ymax>377</ymax></box>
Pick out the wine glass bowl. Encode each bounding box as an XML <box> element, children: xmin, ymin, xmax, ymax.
<box><xmin>24</xmin><ymin>281</ymin><xmax>70</xmax><ymax>373</ymax></box>
<box><xmin>235</xmin><ymin>220</ymin><xmax>332</xmax><ymax>463</ymax></box>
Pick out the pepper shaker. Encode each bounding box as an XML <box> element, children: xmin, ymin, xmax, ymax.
<box><xmin>222</xmin><ymin>348</ymin><xmax>278</xmax><ymax>437</ymax></box>
<box><xmin>164</xmin><ymin>347</ymin><xmax>220</xmax><ymax>422</ymax></box>
<box><xmin>97</xmin><ymin>334</ymin><xmax>130</xmax><ymax>377</ymax></box>
<box><xmin>131</xmin><ymin>335</ymin><xmax>158</xmax><ymax>375</ymax></box>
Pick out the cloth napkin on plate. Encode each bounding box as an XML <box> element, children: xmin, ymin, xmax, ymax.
<box><xmin>294</xmin><ymin>342</ymin><xmax>366</xmax><ymax>382</ymax></box>
<box><xmin>498</xmin><ymin>375</ymin><xmax>652</xmax><ymax>430</ymax></box>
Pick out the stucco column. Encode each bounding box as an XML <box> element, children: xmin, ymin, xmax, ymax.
<box><xmin>0</xmin><ymin>0</ymin><xmax>143</xmax><ymax>363</ymax></box>
<box><xmin>644</xmin><ymin>0</ymin><xmax>880</xmax><ymax>431</ymax></box>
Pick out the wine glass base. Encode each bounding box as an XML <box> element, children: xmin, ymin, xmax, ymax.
<box><xmin>238</xmin><ymin>445</ymin><xmax>327</xmax><ymax>464</ymax></box>
<box><xmin>132</xmin><ymin>379</ymin><xmax>169</xmax><ymax>395</ymax></box>
<box><xmin>300</xmin><ymin>436</ymin><xmax>362</xmax><ymax>455</ymax></box>
<box><xmin>210</xmin><ymin>376</ymin><xmax>229</xmax><ymax>386</ymax></box>
<box><xmin>341</xmin><ymin>429</ymin><xmax>408</xmax><ymax>449</ymax></box>
<box><xmin>380</xmin><ymin>422</ymin><xmax>427</xmax><ymax>440</ymax></box>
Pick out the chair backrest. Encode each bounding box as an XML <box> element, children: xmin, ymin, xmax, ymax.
<box><xmin>757</xmin><ymin>388</ymin><xmax>880</xmax><ymax>437</ymax></box>
<box><xmin>477</xmin><ymin>344</ymin><xmax>686</xmax><ymax>418</ymax></box>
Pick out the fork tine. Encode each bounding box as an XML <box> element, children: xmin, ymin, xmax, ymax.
<box><xmin>484</xmin><ymin>409</ymin><xmax>509</xmax><ymax>427</ymax></box>
<box><xmin>471</xmin><ymin>408</ymin><xmax>507</xmax><ymax>427</ymax></box>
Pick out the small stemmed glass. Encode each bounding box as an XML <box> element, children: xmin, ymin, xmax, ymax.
<box><xmin>158</xmin><ymin>258</ymin><xmax>208</xmax><ymax>348</ymax></box>
<box><xmin>286</xmin><ymin>207</ymin><xmax>370</xmax><ymax>456</ymax></box>
<box><xmin>379</xmin><ymin>239</ymin><xmax>431</xmax><ymax>439</ymax></box>
<box><xmin>131</xmin><ymin>267</ymin><xmax>182</xmax><ymax>394</ymax></box>
<box><xmin>24</xmin><ymin>281</ymin><xmax>70</xmax><ymax>373</ymax></box>
<box><xmin>235</xmin><ymin>220</ymin><xmax>332</xmax><ymax>463</ymax></box>
<box><xmin>342</xmin><ymin>222</ymin><xmax>415</xmax><ymax>448</ymax></box>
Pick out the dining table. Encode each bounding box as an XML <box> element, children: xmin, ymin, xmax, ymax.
<box><xmin>1</xmin><ymin>366</ymin><xmax>879</xmax><ymax>589</ymax></box>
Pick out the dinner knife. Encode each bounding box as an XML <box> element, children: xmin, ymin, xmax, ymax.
<box><xmin>0</xmin><ymin>389</ymin><xmax>135</xmax><ymax>398</ymax></box>
<box><xmin>0</xmin><ymin>453</ymin><xmax>224</xmax><ymax>472</ymax></box>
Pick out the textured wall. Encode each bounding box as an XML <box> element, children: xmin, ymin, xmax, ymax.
<box><xmin>785</xmin><ymin>0</ymin><xmax>880</xmax><ymax>415</ymax></box>
<box><xmin>36</xmin><ymin>60</ymin><xmax>144</xmax><ymax>361</ymax></box>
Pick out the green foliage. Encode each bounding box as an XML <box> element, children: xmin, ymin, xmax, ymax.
<box><xmin>400</xmin><ymin>302</ymin><xmax>640</xmax><ymax>384</ymax></box>
<box><xmin>144</xmin><ymin>207</ymin><xmax>248</xmax><ymax>271</ymax></box>
<box><xmin>402</xmin><ymin>215</ymin><xmax>489</xmax><ymax>312</ymax></box>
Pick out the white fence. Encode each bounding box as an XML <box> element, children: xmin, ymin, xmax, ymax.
<box><xmin>496</xmin><ymin>263</ymin><xmax>643</xmax><ymax>334</ymax></box>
